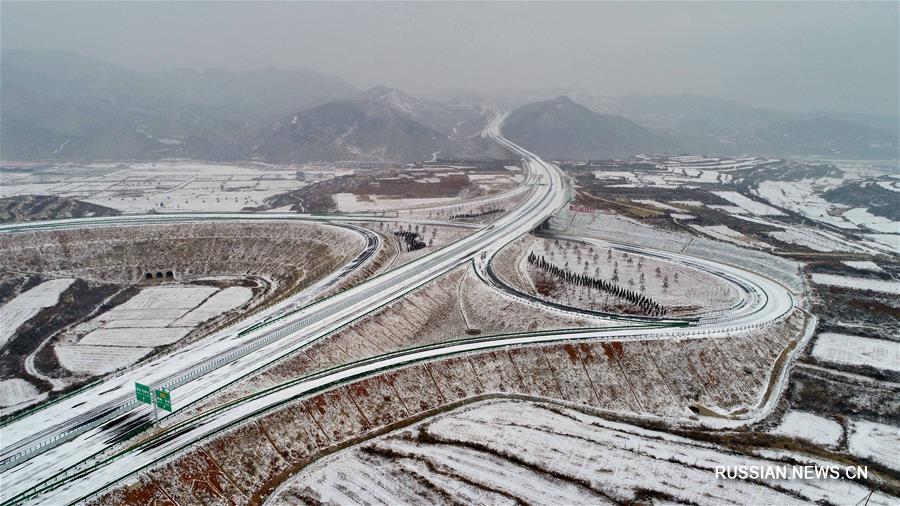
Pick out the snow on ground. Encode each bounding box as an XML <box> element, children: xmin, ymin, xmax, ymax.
<box><xmin>0</xmin><ymin>278</ymin><xmax>75</xmax><ymax>348</ymax></box>
<box><xmin>270</xmin><ymin>399</ymin><xmax>896</xmax><ymax>506</ymax></box>
<box><xmin>712</xmin><ymin>191</ymin><xmax>784</xmax><ymax>216</ymax></box>
<box><xmin>55</xmin><ymin>345</ymin><xmax>152</xmax><ymax>375</ymax></box>
<box><xmin>332</xmin><ymin>193</ymin><xmax>460</xmax><ymax>212</ymax></box>
<box><xmin>551</xmin><ymin>210</ymin><xmax>803</xmax><ymax>292</ymax></box>
<box><xmin>811</xmin><ymin>333</ymin><xmax>900</xmax><ymax>373</ymax></box>
<box><xmin>841</xmin><ymin>261</ymin><xmax>884</xmax><ymax>272</ymax></box>
<box><xmin>732</xmin><ymin>211</ymin><xmax>883</xmax><ymax>254</ymax></box>
<box><xmin>0</xmin><ymin>379</ymin><xmax>42</xmax><ymax>409</ymax></box>
<box><xmin>0</xmin><ymin>161</ymin><xmax>308</xmax><ymax>213</ymax></box>
<box><xmin>810</xmin><ymin>273</ymin><xmax>900</xmax><ymax>295</ymax></box>
<box><xmin>78</xmin><ymin>328</ymin><xmax>192</xmax><ymax>347</ymax></box>
<box><xmin>771</xmin><ymin>411</ymin><xmax>842</xmax><ymax>447</ymax></box>
<box><xmin>57</xmin><ymin>285</ymin><xmax>248</xmax><ymax>373</ymax></box>
<box><xmin>172</xmin><ymin>287</ymin><xmax>253</xmax><ymax>327</ymax></box>
<box><xmin>756</xmin><ymin>180</ymin><xmax>854</xmax><ymax>229</ymax></box>
<box><xmin>525</xmin><ymin>237</ymin><xmax>743</xmax><ymax>315</ymax></box>
<box><xmin>848</xmin><ymin>420</ymin><xmax>900</xmax><ymax>471</ymax></box>
<box><xmin>708</xmin><ymin>205</ymin><xmax>749</xmax><ymax>214</ymax></box>
<box><xmin>669</xmin><ymin>200</ymin><xmax>704</xmax><ymax>207</ymax></box>
<box><xmin>691</xmin><ymin>225</ymin><xmax>766</xmax><ymax>247</ymax></box>
<box><xmin>632</xmin><ymin>199</ymin><xmax>683</xmax><ymax>211</ymax></box>
<box><xmin>842</xmin><ymin>208</ymin><xmax>899</xmax><ymax>233</ymax></box>
<box><xmin>863</xmin><ymin>234</ymin><xmax>900</xmax><ymax>254</ymax></box>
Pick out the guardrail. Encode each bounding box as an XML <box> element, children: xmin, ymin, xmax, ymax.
<box><xmin>2</xmin><ymin>300</ymin><xmax>797</xmax><ymax>506</ymax></box>
<box><xmin>0</xmin><ymin>133</ymin><xmax>798</xmax><ymax>505</ymax></box>
<box><xmin>0</xmin><ymin>288</ymin><xmax>368</xmax><ymax>472</ymax></box>
<box><xmin>0</xmin><ymin>153</ymin><xmax>545</xmax><ymax>472</ymax></box>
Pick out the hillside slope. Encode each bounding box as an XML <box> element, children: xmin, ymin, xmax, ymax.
<box><xmin>503</xmin><ymin>96</ymin><xmax>678</xmax><ymax>160</ymax></box>
<box><xmin>253</xmin><ymin>86</ymin><xmax>501</xmax><ymax>162</ymax></box>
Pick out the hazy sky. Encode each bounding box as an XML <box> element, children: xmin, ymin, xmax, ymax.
<box><xmin>3</xmin><ymin>1</ymin><xmax>898</xmax><ymax>115</ymax></box>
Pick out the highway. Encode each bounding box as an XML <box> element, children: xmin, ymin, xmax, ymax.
<box><xmin>0</xmin><ymin>125</ymin><xmax>797</xmax><ymax>505</ymax></box>
<box><xmin>0</xmin><ymin>126</ymin><xmax>569</xmax><ymax>503</ymax></box>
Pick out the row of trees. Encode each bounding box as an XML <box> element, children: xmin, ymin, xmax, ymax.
<box><xmin>394</xmin><ymin>230</ymin><xmax>427</xmax><ymax>252</ymax></box>
<box><xmin>527</xmin><ymin>252</ymin><xmax>667</xmax><ymax>316</ymax></box>
<box><xmin>449</xmin><ymin>208</ymin><xmax>503</xmax><ymax>221</ymax></box>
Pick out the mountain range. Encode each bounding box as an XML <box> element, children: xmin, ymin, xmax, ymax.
<box><xmin>568</xmin><ymin>92</ymin><xmax>899</xmax><ymax>159</ymax></box>
<box><xmin>2</xmin><ymin>50</ymin><xmax>897</xmax><ymax>162</ymax></box>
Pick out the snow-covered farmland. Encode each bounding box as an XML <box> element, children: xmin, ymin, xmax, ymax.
<box><xmin>691</xmin><ymin>225</ymin><xmax>769</xmax><ymax>248</ymax></box>
<box><xmin>55</xmin><ymin>345</ymin><xmax>153</xmax><ymax>375</ymax></box>
<box><xmin>767</xmin><ymin>228</ymin><xmax>852</xmax><ymax>253</ymax></box>
<box><xmin>756</xmin><ymin>180</ymin><xmax>854</xmax><ymax>229</ymax></box>
<box><xmin>811</xmin><ymin>333</ymin><xmax>899</xmax><ymax>373</ymax></box>
<box><xmin>95</xmin><ymin>305</ymin><xmax>807</xmax><ymax>505</ymax></box>
<box><xmin>712</xmin><ymin>191</ymin><xmax>784</xmax><ymax>216</ymax></box>
<box><xmin>863</xmin><ymin>234</ymin><xmax>899</xmax><ymax>254</ymax></box>
<box><xmin>848</xmin><ymin>420</ymin><xmax>900</xmax><ymax>471</ymax></box>
<box><xmin>0</xmin><ymin>161</ymin><xmax>310</xmax><ymax>213</ymax></box>
<box><xmin>0</xmin><ymin>378</ymin><xmax>43</xmax><ymax>411</ymax></box>
<box><xmin>0</xmin><ymin>278</ymin><xmax>75</xmax><ymax>348</ymax></box>
<box><xmin>841</xmin><ymin>261</ymin><xmax>884</xmax><ymax>272</ymax></box>
<box><xmin>270</xmin><ymin>400</ymin><xmax>893</xmax><ymax>506</ymax></box>
<box><xmin>632</xmin><ymin>199</ymin><xmax>683</xmax><ymax>212</ymax></box>
<box><xmin>771</xmin><ymin>411</ymin><xmax>842</xmax><ymax>447</ymax></box>
<box><xmin>332</xmin><ymin>193</ymin><xmax>460</xmax><ymax>212</ymax></box>
<box><xmin>843</xmin><ymin>208</ymin><xmax>899</xmax><ymax>233</ymax></box>
<box><xmin>57</xmin><ymin>285</ymin><xmax>251</xmax><ymax>374</ymax></box>
<box><xmin>810</xmin><ymin>274</ymin><xmax>900</xmax><ymax>295</ymax></box>
<box><xmin>173</xmin><ymin>287</ymin><xmax>253</xmax><ymax>327</ymax></box>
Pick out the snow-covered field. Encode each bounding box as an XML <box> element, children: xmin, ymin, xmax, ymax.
<box><xmin>0</xmin><ymin>379</ymin><xmax>43</xmax><ymax>411</ymax></box>
<box><xmin>632</xmin><ymin>199</ymin><xmax>683</xmax><ymax>211</ymax></box>
<box><xmin>589</xmin><ymin>156</ymin><xmax>772</xmax><ymax>189</ymax></box>
<box><xmin>863</xmin><ymin>234</ymin><xmax>900</xmax><ymax>254</ymax></box>
<box><xmin>756</xmin><ymin>180</ymin><xmax>853</xmax><ymax>229</ymax></box>
<box><xmin>848</xmin><ymin>420</ymin><xmax>900</xmax><ymax>471</ymax></box>
<box><xmin>810</xmin><ymin>274</ymin><xmax>900</xmax><ymax>295</ymax></box>
<box><xmin>841</xmin><ymin>261</ymin><xmax>884</xmax><ymax>272</ymax></box>
<box><xmin>0</xmin><ymin>278</ymin><xmax>75</xmax><ymax>348</ymax></box>
<box><xmin>524</xmin><ymin>237</ymin><xmax>743</xmax><ymax>314</ymax></box>
<box><xmin>811</xmin><ymin>333</ymin><xmax>899</xmax><ymax>373</ymax></box>
<box><xmin>1</xmin><ymin>161</ymin><xmax>310</xmax><ymax>213</ymax></box>
<box><xmin>269</xmin><ymin>399</ymin><xmax>894</xmax><ymax>506</ymax></box>
<box><xmin>713</xmin><ymin>191</ymin><xmax>784</xmax><ymax>216</ymax></box>
<box><xmin>767</xmin><ymin>227</ymin><xmax>857</xmax><ymax>253</ymax></box>
<box><xmin>771</xmin><ymin>411</ymin><xmax>842</xmax><ymax>447</ymax></box>
<box><xmin>549</xmin><ymin>210</ymin><xmax>803</xmax><ymax>293</ymax></box>
<box><xmin>843</xmin><ymin>208</ymin><xmax>899</xmax><ymax>233</ymax></box>
<box><xmin>172</xmin><ymin>287</ymin><xmax>254</xmax><ymax>327</ymax></box>
<box><xmin>55</xmin><ymin>345</ymin><xmax>153</xmax><ymax>375</ymax></box>
<box><xmin>57</xmin><ymin>285</ymin><xmax>251</xmax><ymax>374</ymax></box>
<box><xmin>332</xmin><ymin>193</ymin><xmax>460</xmax><ymax>212</ymax></box>
<box><xmin>691</xmin><ymin>225</ymin><xmax>768</xmax><ymax>248</ymax></box>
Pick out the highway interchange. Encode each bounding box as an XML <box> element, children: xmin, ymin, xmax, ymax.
<box><xmin>0</xmin><ymin>125</ymin><xmax>799</xmax><ymax>505</ymax></box>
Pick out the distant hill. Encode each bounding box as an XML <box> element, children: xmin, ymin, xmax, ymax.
<box><xmin>155</xmin><ymin>67</ymin><xmax>359</xmax><ymax>128</ymax></box>
<box><xmin>583</xmin><ymin>93</ymin><xmax>899</xmax><ymax>158</ymax></box>
<box><xmin>1</xmin><ymin>50</ymin><xmax>358</xmax><ymax>161</ymax></box>
<box><xmin>253</xmin><ymin>86</ymin><xmax>502</xmax><ymax>163</ymax></box>
<box><xmin>502</xmin><ymin>96</ymin><xmax>678</xmax><ymax>160</ymax></box>
<box><xmin>0</xmin><ymin>195</ymin><xmax>121</xmax><ymax>223</ymax></box>
<box><xmin>1</xmin><ymin>51</ymin><xmax>503</xmax><ymax>163</ymax></box>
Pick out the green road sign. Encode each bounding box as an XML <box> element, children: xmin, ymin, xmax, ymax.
<box><xmin>135</xmin><ymin>383</ymin><xmax>152</xmax><ymax>404</ymax></box>
<box><xmin>155</xmin><ymin>389</ymin><xmax>172</xmax><ymax>412</ymax></box>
